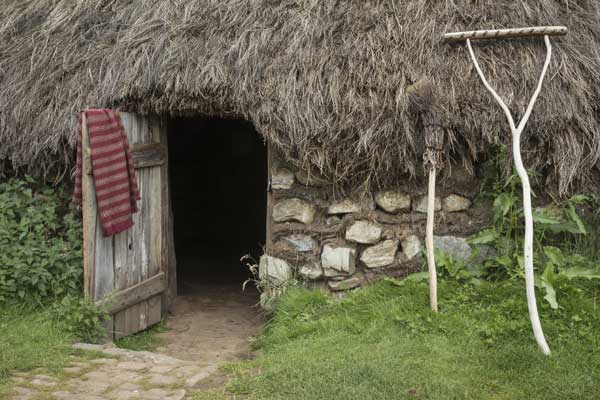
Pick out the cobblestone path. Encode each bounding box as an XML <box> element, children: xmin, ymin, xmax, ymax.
<box><xmin>7</xmin><ymin>343</ymin><xmax>219</xmax><ymax>400</ymax></box>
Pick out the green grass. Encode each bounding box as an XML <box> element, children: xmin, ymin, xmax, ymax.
<box><xmin>0</xmin><ymin>305</ymin><xmax>76</xmax><ymax>396</ymax></box>
<box><xmin>217</xmin><ymin>279</ymin><xmax>600</xmax><ymax>400</ymax></box>
<box><xmin>115</xmin><ymin>322</ymin><xmax>167</xmax><ymax>351</ymax></box>
<box><xmin>0</xmin><ymin>303</ymin><xmax>115</xmax><ymax>397</ymax></box>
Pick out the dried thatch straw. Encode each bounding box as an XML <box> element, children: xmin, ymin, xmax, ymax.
<box><xmin>0</xmin><ymin>1</ymin><xmax>599</xmax><ymax>193</ymax></box>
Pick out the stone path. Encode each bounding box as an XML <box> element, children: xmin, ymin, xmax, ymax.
<box><xmin>7</xmin><ymin>282</ymin><xmax>264</xmax><ymax>399</ymax></box>
<box><xmin>8</xmin><ymin>343</ymin><xmax>218</xmax><ymax>400</ymax></box>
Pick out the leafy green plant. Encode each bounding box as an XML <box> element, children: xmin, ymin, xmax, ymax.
<box><xmin>0</xmin><ymin>177</ymin><xmax>83</xmax><ymax>303</ymax></box>
<box><xmin>469</xmin><ymin>171</ymin><xmax>597</xmax><ymax>308</ymax></box>
<box><xmin>538</xmin><ymin>246</ymin><xmax>600</xmax><ymax>309</ymax></box>
<box><xmin>50</xmin><ymin>295</ymin><xmax>107</xmax><ymax>343</ymax></box>
<box><xmin>434</xmin><ymin>248</ymin><xmax>486</xmax><ymax>283</ymax></box>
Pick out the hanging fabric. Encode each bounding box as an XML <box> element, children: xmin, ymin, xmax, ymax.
<box><xmin>72</xmin><ymin>109</ymin><xmax>140</xmax><ymax>236</ymax></box>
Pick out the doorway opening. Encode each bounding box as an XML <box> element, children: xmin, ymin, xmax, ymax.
<box><xmin>168</xmin><ymin>117</ymin><xmax>267</xmax><ymax>298</ymax></box>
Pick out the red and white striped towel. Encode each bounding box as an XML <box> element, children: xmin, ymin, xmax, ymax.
<box><xmin>72</xmin><ymin>109</ymin><xmax>140</xmax><ymax>236</ymax></box>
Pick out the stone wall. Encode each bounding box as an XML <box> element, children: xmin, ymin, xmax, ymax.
<box><xmin>261</xmin><ymin>150</ymin><xmax>493</xmax><ymax>293</ymax></box>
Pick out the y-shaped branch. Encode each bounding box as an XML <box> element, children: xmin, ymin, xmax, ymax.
<box><xmin>466</xmin><ymin>36</ymin><xmax>552</xmax><ymax>355</ymax></box>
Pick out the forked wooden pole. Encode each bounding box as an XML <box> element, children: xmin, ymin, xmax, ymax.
<box><xmin>463</xmin><ymin>34</ymin><xmax>554</xmax><ymax>355</ymax></box>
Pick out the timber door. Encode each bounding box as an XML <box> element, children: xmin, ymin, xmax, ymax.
<box><xmin>82</xmin><ymin>112</ymin><xmax>174</xmax><ymax>340</ymax></box>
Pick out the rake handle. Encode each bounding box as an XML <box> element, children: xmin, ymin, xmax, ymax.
<box><xmin>443</xmin><ymin>26</ymin><xmax>567</xmax><ymax>42</ymax></box>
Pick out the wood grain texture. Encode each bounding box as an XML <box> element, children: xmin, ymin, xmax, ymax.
<box><xmin>131</xmin><ymin>142</ymin><xmax>166</xmax><ymax>169</ymax></box>
<box><xmin>84</xmin><ymin>112</ymin><xmax>167</xmax><ymax>340</ymax></box>
<box><xmin>444</xmin><ymin>26</ymin><xmax>567</xmax><ymax>42</ymax></box>
<box><xmin>159</xmin><ymin>121</ymin><xmax>176</xmax><ymax>313</ymax></box>
<box><xmin>84</xmin><ymin>147</ymin><xmax>93</xmax><ymax>175</ymax></box>
<box><xmin>81</xmin><ymin>114</ymin><xmax>93</xmax><ymax>298</ymax></box>
<box><xmin>113</xmin><ymin>113</ymin><xmax>164</xmax><ymax>339</ymax></box>
<box><xmin>81</xmin><ymin>112</ymin><xmax>115</xmax><ymax>338</ymax></box>
<box><xmin>96</xmin><ymin>272</ymin><xmax>167</xmax><ymax>314</ymax></box>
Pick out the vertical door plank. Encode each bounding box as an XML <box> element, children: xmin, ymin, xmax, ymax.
<box><xmin>146</xmin><ymin>117</ymin><xmax>164</xmax><ymax>325</ymax></box>
<box><xmin>81</xmin><ymin>111</ymin><xmax>115</xmax><ymax>338</ymax></box>
<box><xmin>93</xmin><ymin>218</ymin><xmax>115</xmax><ymax>301</ymax></box>
<box><xmin>161</xmin><ymin>123</ymin><xmax>177</xmax><ymax>312</ymax></box>
<box><xmin>114</xmin><ymin>114</ymin><xmax>144</xmax><ymax>339</ymax></box>
<box><xmin>113</xmin><ymin>114</ymin><xmax>163</xmax><ymax>338</ymax></box>
<box><xmin>82</xmin><ymin>112</ymin><xmax>95</xmax><ymax>298</ymax></box>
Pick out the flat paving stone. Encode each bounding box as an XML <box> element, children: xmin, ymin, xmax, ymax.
<box><xmin>69</xmin><ymin>361</ymin><xmax>92</xmax><ymax>368</ymax></box>
<box><xmin>117</xmin><ymin>361</ymin><xmax>149</xmax><ymax>371</ymax></box>
<box><xmin>106</xmin><ymin>389</ymin><xmax>142</xmax><ymax>399</ymax></box>
<box><xmin>147</xmin><ymin>373</ymin><xmax>179</xmax><ymax>386</ymax></box>
<box><xmin>63</xmin><ymin>366</ymin><xmax>84</xmax><ymax>374</ymax></box>
<box><xmin>12</xmin><ymin>387</ymin><xmax>37</xmax><ymax>396</ymax></box>
<box><xmin>118</xmin><ymin>382</ymin><xmax>142</xmax><ymax>391</ymax></box>
<box><xmin>89</xmin><ymin>358</ymin><xmax>117</xmax><ymax>365</ymax></box>
<box><xmin>109</xmin><ymin>370</ymin><xmax>145</xmax><ymax>383</ymax></box>
<box><xmin>144</xmin><ymin>388</ymin><xmax>186</xmax><ymax>400</ymax></box>
<box><xmin>149</xmin><ymin>364</ymin><xmax>177</xmax><ymax>374</ymax></box>
<box><xmin>30</xmin><ymin>378</ymin><xmax>57</xmax><ymax>387</ymax></box>
<box><xmin>52</xmin><ymin>391</ymin><xmax>80</xmax><ymax>399</ymax></box>
<box><xmin>82</xmin><ymin>370</ymin><xmax>113</xmax><ymax>380</ymax></box>
<box><xmin>173</xmin><ymin>365</ymin><xmax>201</xmax><ymax>378</ymax></box>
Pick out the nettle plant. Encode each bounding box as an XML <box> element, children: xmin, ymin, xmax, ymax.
<box><xmin>0</xmin><ymin>177</ymin><xmax>83</xmax><ymax>303</ymax></box>
<box><xmin>466</xmin><ymin>173</ymin><xmax>600</xmax><ymax>309</ymax></box>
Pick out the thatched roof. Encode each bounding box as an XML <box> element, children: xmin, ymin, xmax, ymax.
<box><xmin>1</xmin><ymin>1</ymin><xmax>599</xmax><ymax>193</ymax></box>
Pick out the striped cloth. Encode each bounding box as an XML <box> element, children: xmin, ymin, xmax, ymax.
<box><xmin>72</xmin><ymin>109</ymin><xmax>140</xmax><ymax>236</ymax></box>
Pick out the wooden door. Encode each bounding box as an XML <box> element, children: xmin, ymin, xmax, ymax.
<box><xmin>82</xmin><ymin>112</ymin><xmax>175</xmax><ymax>340</ymax></box>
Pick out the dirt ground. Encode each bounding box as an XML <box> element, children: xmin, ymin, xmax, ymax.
<box><xmin>156</xmin><ymin>280</ymin><xmax>265</xmax><ymax>366</ymax></box>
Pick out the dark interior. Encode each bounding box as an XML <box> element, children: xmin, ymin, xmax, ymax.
<box><xmin>168</xmin><ymin>117</ymin><xmax>267</xmax><ymax>295</ymax></box>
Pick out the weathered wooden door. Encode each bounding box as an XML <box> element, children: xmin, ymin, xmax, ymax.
<box><xmin>82</xmin><ymin>112</ymin><xmax>175</xmax><ymax>340</ymax></box>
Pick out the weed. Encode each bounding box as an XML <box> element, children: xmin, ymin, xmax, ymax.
<box><xmin>50</xmin><ymin>296</ymin><xmax>107</xmax><ymax>343</ymax></box>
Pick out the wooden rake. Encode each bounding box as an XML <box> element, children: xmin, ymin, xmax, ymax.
<box><xmin>443</xmin><ymin>26</ymin><xmax>568</xmax><ymax>355</ymax></box>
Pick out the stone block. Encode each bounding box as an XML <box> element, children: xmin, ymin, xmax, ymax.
<box><xmin>328</xmin><ymin>277</ymin><xmax>361</xmax><ymax>291</ymax></box>
<box><xmin>328</xmin><ymin>199</ymin><xmax>360</xmax><ymax>214</ymax></box>
<box><xmin>299</xmin><ymin>261</ymin><xmax>324</xmax><ymax>280</ymax></box>
<box><xmin>414</xmin><ymin>196</ymin><xmax>441</xmax><ymax>213</ymax></box>
<box><xmin>360</xmin><ymin>240</ymin><xmax>399</xmax><ymax>268</ymax></box>
<box><xmin>295</xmin><ymin>169</ymin><xmax>330</xmax><ymax>187</ymax></box>
<box><xmin>328</xmin><ymin>196</ymin><xmax>375</xmax><ymax>215</ymax></box>
<box><xmin>402</xmin><ymin>235</ymin><xmax>422</xmax><ymax>260</ymax></box>
<box><xmin>374</xmin><ymin>191</ymin><xmax>411</xmax><ymax>213</ymax></box>
<box><xmin>273</xmin><ymin>198</ymin><xmax>316</xmax><ymax>224</ymax></box>
<box><xmin>321</xmin><ymin>244</ymin><xmax>356</xmax><ymax>276</ymax></box>
<box><xmin>326</xmin><ymin>216</ymin><xmax>342</xmax><ymax>225</ymax></box>
<box><xmin>345</xmin><ymin>220</ymin><xmax>382</xmax><ymax>244</ymax></box>
<box><xmin>271</xmin><ymin>168</ymin><xmax>295</xmax><ymax>190</ymax></box>
<box><xmin>259</xmin><ymin>255</ymin><xmax>293</xmax><ymax>285</ymax></box>
<box><xmin>443</xmin><ymin>194</ymin><xmax>472</xmax><ymax>212</ymax></box>
<box><xmin>282</xmin><ymin>234</ymin><xmax>318</xmax><ymax>253</ymax></box>
<box><xmin>433</xmin><ymin>236</ymin><xmax>472</xmax><ymax>260</ymax></box>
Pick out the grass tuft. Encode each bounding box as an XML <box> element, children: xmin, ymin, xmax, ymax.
<box><xmin>114</xmin><ymin>322</ymin><xmax>167</xmax><ymax>352</ymax></box>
